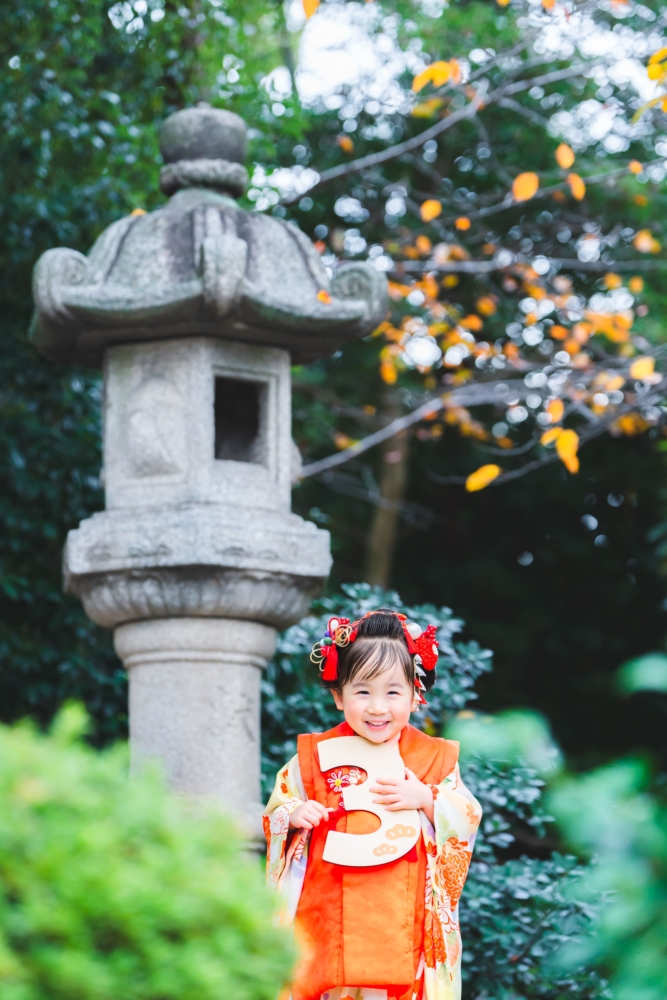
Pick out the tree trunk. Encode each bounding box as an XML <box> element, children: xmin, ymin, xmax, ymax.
<box><xmin>364</xmin><ymin>393</ymin><xmax>410</xmax><ymax>590</ymax></box>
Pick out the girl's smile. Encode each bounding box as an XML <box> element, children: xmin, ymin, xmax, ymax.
<box><xmin>332</xmin><ymin>661</ymin><xmax>418</xmax><ymax>743</ymax></box>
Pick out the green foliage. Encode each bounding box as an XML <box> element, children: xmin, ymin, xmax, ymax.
<box><xmin>550</xmin><ymin>759</ymin><xmax>667</xmax><ymax>1000</ymax></box>
<box><xmin>449</xmin><ymin>709</ymin><xmax>563</xmax><ymax>775</ymax></box>
<box><xmin>461</xmin><ymin>756</ymin><xmax>608</xmax><ymax>1000</ymax></box>
<box><xmin>0</xmin><ymin>704</ymin><xmax>292</xmax><ymax>1000</ymax></box>
<box><xmin>617</xmin><ymin>651</ymin><xmax>667</xmax><ymax>693</ymax></box>
<box><xmin>0</xmin><ymin>0</ymin><xmax>285</xmax><ymax>738</ymax></box>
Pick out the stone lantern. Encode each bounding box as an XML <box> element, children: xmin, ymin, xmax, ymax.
<box><xmin>30</xmin><ymin>106</ymin><xmax>387</xmax><ymax>835</ymax></box>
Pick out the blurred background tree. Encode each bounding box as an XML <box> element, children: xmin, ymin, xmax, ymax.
<box><xmin>2</xmin><ymin>0</ymin><xmax>667</xmax><ymax>774</ymax></box>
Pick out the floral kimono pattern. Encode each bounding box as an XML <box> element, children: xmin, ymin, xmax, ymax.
<box><xmin>264</xmin><ymin>751</ymin><xmax>481</xmax><ymax>1000</ymax></box>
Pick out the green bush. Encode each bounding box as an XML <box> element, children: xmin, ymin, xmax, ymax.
<box><xmin>0</xmin><ymin>705</ymin><xmax>292</xmax><ymax>1000</ymax></box>
<box><xmin>550</xmin><ymin>755</ymin><xmax>667</xmax><ymax>1000</ymax></box>
<box><xmin>263</xmin><ymin>584</ymin><xmax>606</xmax><ymax>999</ymax></box>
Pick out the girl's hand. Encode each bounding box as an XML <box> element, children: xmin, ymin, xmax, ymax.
<box><xmin>289</xmin><ymin>800</ymin><xmax>333</xmax><ymax>830</ymax></box>
<box><xmin>371</xmin><ymin>768</ymin><xmax>433</xmax><ymax>818</ymax></box>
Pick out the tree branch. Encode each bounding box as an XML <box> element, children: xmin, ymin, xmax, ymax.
<box><xmin>389</xmin><ymin>256</ymin><xmax>667</xmax><ymax>275</ymax></box>
<box><xmin>282</xmin><ymin>83</ymin><xmax>489</xmax><ymax>204</ymax></box>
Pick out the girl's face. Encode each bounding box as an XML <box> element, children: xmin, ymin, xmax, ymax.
<box><xmin>332</xmin><ymin>660</ymin><xmax>417</xmax><ymax>743</ymax></box>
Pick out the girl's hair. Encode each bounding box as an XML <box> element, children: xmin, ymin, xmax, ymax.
<box><xmin>322</xmin><ymin>608</ymin><xmax>437</xmax><ymax>693</ymax></box>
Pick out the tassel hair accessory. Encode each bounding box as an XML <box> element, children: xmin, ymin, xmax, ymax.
<box><xmin>310</xmin><ymin>610</ymin><xmax>439</xmax><ymax>705</ymax></box>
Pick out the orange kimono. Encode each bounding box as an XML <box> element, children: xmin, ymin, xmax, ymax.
<box><xmin>264</xmin><ymin>723</ymin><xmax>482</xmax><ymax>1000</ymax></box>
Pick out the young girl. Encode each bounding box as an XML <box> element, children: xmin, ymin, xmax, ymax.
<box><xmin>264</xmin><ymin>608</ymin><xmax>481</xmax><ymax>1000</ymax></box>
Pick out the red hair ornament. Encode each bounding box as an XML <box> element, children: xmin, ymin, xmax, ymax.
<box><xmin>310</xmin><ymin>611</ymin><xmax>439</xmax><ymax>705</ymax></box>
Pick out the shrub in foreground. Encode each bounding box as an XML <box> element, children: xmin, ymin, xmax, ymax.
<box><xmin>0</xmin><ymin>705</ymin><xmax>291</xmax><ymax>1000</ymax></box>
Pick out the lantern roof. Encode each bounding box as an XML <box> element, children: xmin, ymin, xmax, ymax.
<box><xmin>30</xmin><ymin>106</ymin><xmax>387</xmax><ymax>366</ymax></box>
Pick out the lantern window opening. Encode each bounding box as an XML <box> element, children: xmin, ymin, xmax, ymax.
<box><xmin>214</xmin><ymin>375</ymin><xmax>266</xmax><ymax>464</ymax></box>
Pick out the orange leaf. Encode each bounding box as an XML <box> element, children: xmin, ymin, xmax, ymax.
<box><xmin>629</xmin><ymin>356</ymin><xmax>655</xmax><ymax>379</ymax></box>
<box><xmin>455</xmin><ymin>216</ymin><xmax>471</xmax><ymax>231</ymax></box>
<box><xmin>333</xmin><ymin>432</ymin><xmax>357</xmax><ymax>450</ymax></box>
<box><xmin>416</xmin><ymin>235</ymin><xmax>432</xmax><ymax>255</ymax></box>
<box><xmin>512</xmin><ymin>172</ymin><xmax>539</xmax><ymax>202</ymax></box>
<box><xmin>628</xmin><ymin>276</ymin><xmax>644</xmax><ymax>294</ymax></box>
<box><xmin>460</xmin><ymin>314</ymin><xmax>483</xmax><ymax>331</ymax></box>
<box><xmin>628</xmin><ymin>160</ymin><xmax>643</xmax><ymax>174</ymax></box>
<box><xmin>337</xmin><ymin>135</ymin><xmax>354</xmax><ymax>153</ymax></box>
<box><xmin>567</xmin><ymin>173</ymin><xmax>586</xmax><ymax>200</ymax></box>
<box><xmin>130</xmin><ymin>207</ymin><xmax>146</xmax><ymax>216</ymax></box>
<box><xmin>550</xmin><ymin>325</ymin><xmax>568</xmax><ymax>340</ymax></box>
<box><xmin>542</xmin><ymin>0</ymin><xmax>555</xmax><ymax>8</ymax></box>
<box><xmin>466</xmin><ymin>464</ymin><xmax>502</xmax><ymax>492</ymax></box>
<box><xmin>380</xmin><ymin>360</ymin><xmax>398</xmax><ymax>384</ymax></box>
<box><xmin>634</xmin><ymin>229</ymin><xmax>661</xmax><ymax>253</ymax></box>
<box><xmin>420</xmin><ymin>199</ymin><xmax>442</xmax><ymax>222</ymax></box>
<box><xmin>476</xmin><ymin>295</ymin><xmax>497</xmax><ymax>316</ymax></box>
<box><xmin>317</xmin><ymin>289</ymin><xmax>332</xmax><ymax>304</ymax></box>
<box><xmin>556</xmin><ymin>429</ymin><xmax>579</xmax><ymax>474</ymax></box>
<box><xmin>603</xmin><ymin>272</ymin><xmax>622</xmax><ymax>290</ymax></box>
<box><xmin>555</xmin><ymin>143</ymin><xmax>575</xmax><ymax>169</ymax></box>
<box><xmin>547</xmin><ymin>398</ymin><xmax>564</xmax><ymax>423</ymax></box>
<box><xmin>303</xmin><ymin>0</ymin><xmax>320</xmax><ymax>17</ymax></box>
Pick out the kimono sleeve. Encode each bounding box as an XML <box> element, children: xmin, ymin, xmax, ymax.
<box><xmin>263</xmin><ymin>754</ymin><xmax>310</xmax><ymax>914</ymax></box>
<box><xmin>421</xmin><ymin>763</ymin><xmax>482</xmax><ymax>1000</ymax></box>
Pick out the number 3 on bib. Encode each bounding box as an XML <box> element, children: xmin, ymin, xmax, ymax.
<box><xmin>317</xmin><ymin>735</ymin><xmax>420</xmax><ymax>867</ymax></box>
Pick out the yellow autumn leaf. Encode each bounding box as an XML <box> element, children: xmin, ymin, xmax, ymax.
<box><xmin>555</xmin><ymin>143</ymin><xmax>575</xmax><ymax>168</ymax></box>
<box><xmin>412</xmin><ymin>98</ymin><xmax>444</xmax><ymax>118</ymax></box>
<box><xmin>629</xmin><ymin>356</ymin><xmax>655</xmax><ymax>379</ymax></box>
<box><xmin>455</xmin><ymin>216</ymin><xmax>471</xmax><ymax>230</ymax></box>
<box><xmin>130</xmin><ymin>207</ymin><xmax>146</xmax><ymax>216</ymax></box>
<box><xmin>634</xmin><ymin>229</ymin><xmax>662</xmax><ymax>253</ymax></box>
<box><xmin>430</xmin><ymin>60</ymin><xmax>454</xmax><ymax>87</ymax></box>
<box><xmin>546</xmin><ymin>398</ymin><xmax>564</xmax><ymax>423</ymax></box>
<box><xmin>466</xmin><ymin>464</ymin><xmax>502</xmax><ymax>492</ymax></box>
<box><xmin>420</xmin><ymin>199</ymin><xmax>442</xmax><ymax>222</ymax></box>
<box><xmin>628</xmin><ymin>276</ymin><xmax>644</xmax><ymax>294</ymax></box>
<box><xmin>412</xmin><ymin>60</ymin><xmax>452</xmax><ymax>93</ymax></box>
<box><xmin>337</xmin><ymin>135</ymin><xmax>354</xmax><ymax>153</ymax></box>
<box><xmin>540</xmin><ymin>427</ymin><xmax>563</xmax><ymax>445</ymax></box>
<box><xmin>542</xmin><ymin>0</ymin><xmax>555</xmax><ymax>8</ymax></box>
<box><xmin>303</xmin><ymin>0</ymin><xmax>320</xmax><ymax>18</ymax></box>
<box><xmin>628</xmin><ymin>160</ymin><xmax>643</xmax><ymax>174</ymax></box>
<box><xmin>649</xmin><ymin>46</ymin><xmax>667</xmax><ymax>65</ymax></box>
<box><xmin>556</xmin><ymin>429</ymin><xmax>579</xmax><ymax>474</ymax></box>
<box><xmin>380</xmin><ymin>360</ymin><xmax>398</xmax><ymax>384</ymax></box>
<box><xmin>512</xmin><ymin>172</ymin><xmax>539</xmax><ymax>202</ymax></box>
<box><xmin>648</xmin><ymin>47</ymin><xmax>667</xmax><ymax>82</ymax></box>
<box><xmin>496</xmin><ymin>0</ymin><xmax>511</xmax><ymax>5</ymax></box>
<box><xmin>317</xmin><ymin>289</ymin><xmax>332</xmax><ymax>304</ymax></box>
<box><xmin>603</xmin><ymin>272</ymin><xmax>622</xmax><ymax>290</ymax></box>
<box><xmin>567</xmin><ymin>173</ymin><xmax>586</xmax><ymax>200</ymax></box>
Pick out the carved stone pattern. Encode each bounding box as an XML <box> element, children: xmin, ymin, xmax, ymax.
<box><xmin>70</xmin><ymin>566</ymin><xmax>325</xmax><ymax>629</ymax></box>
